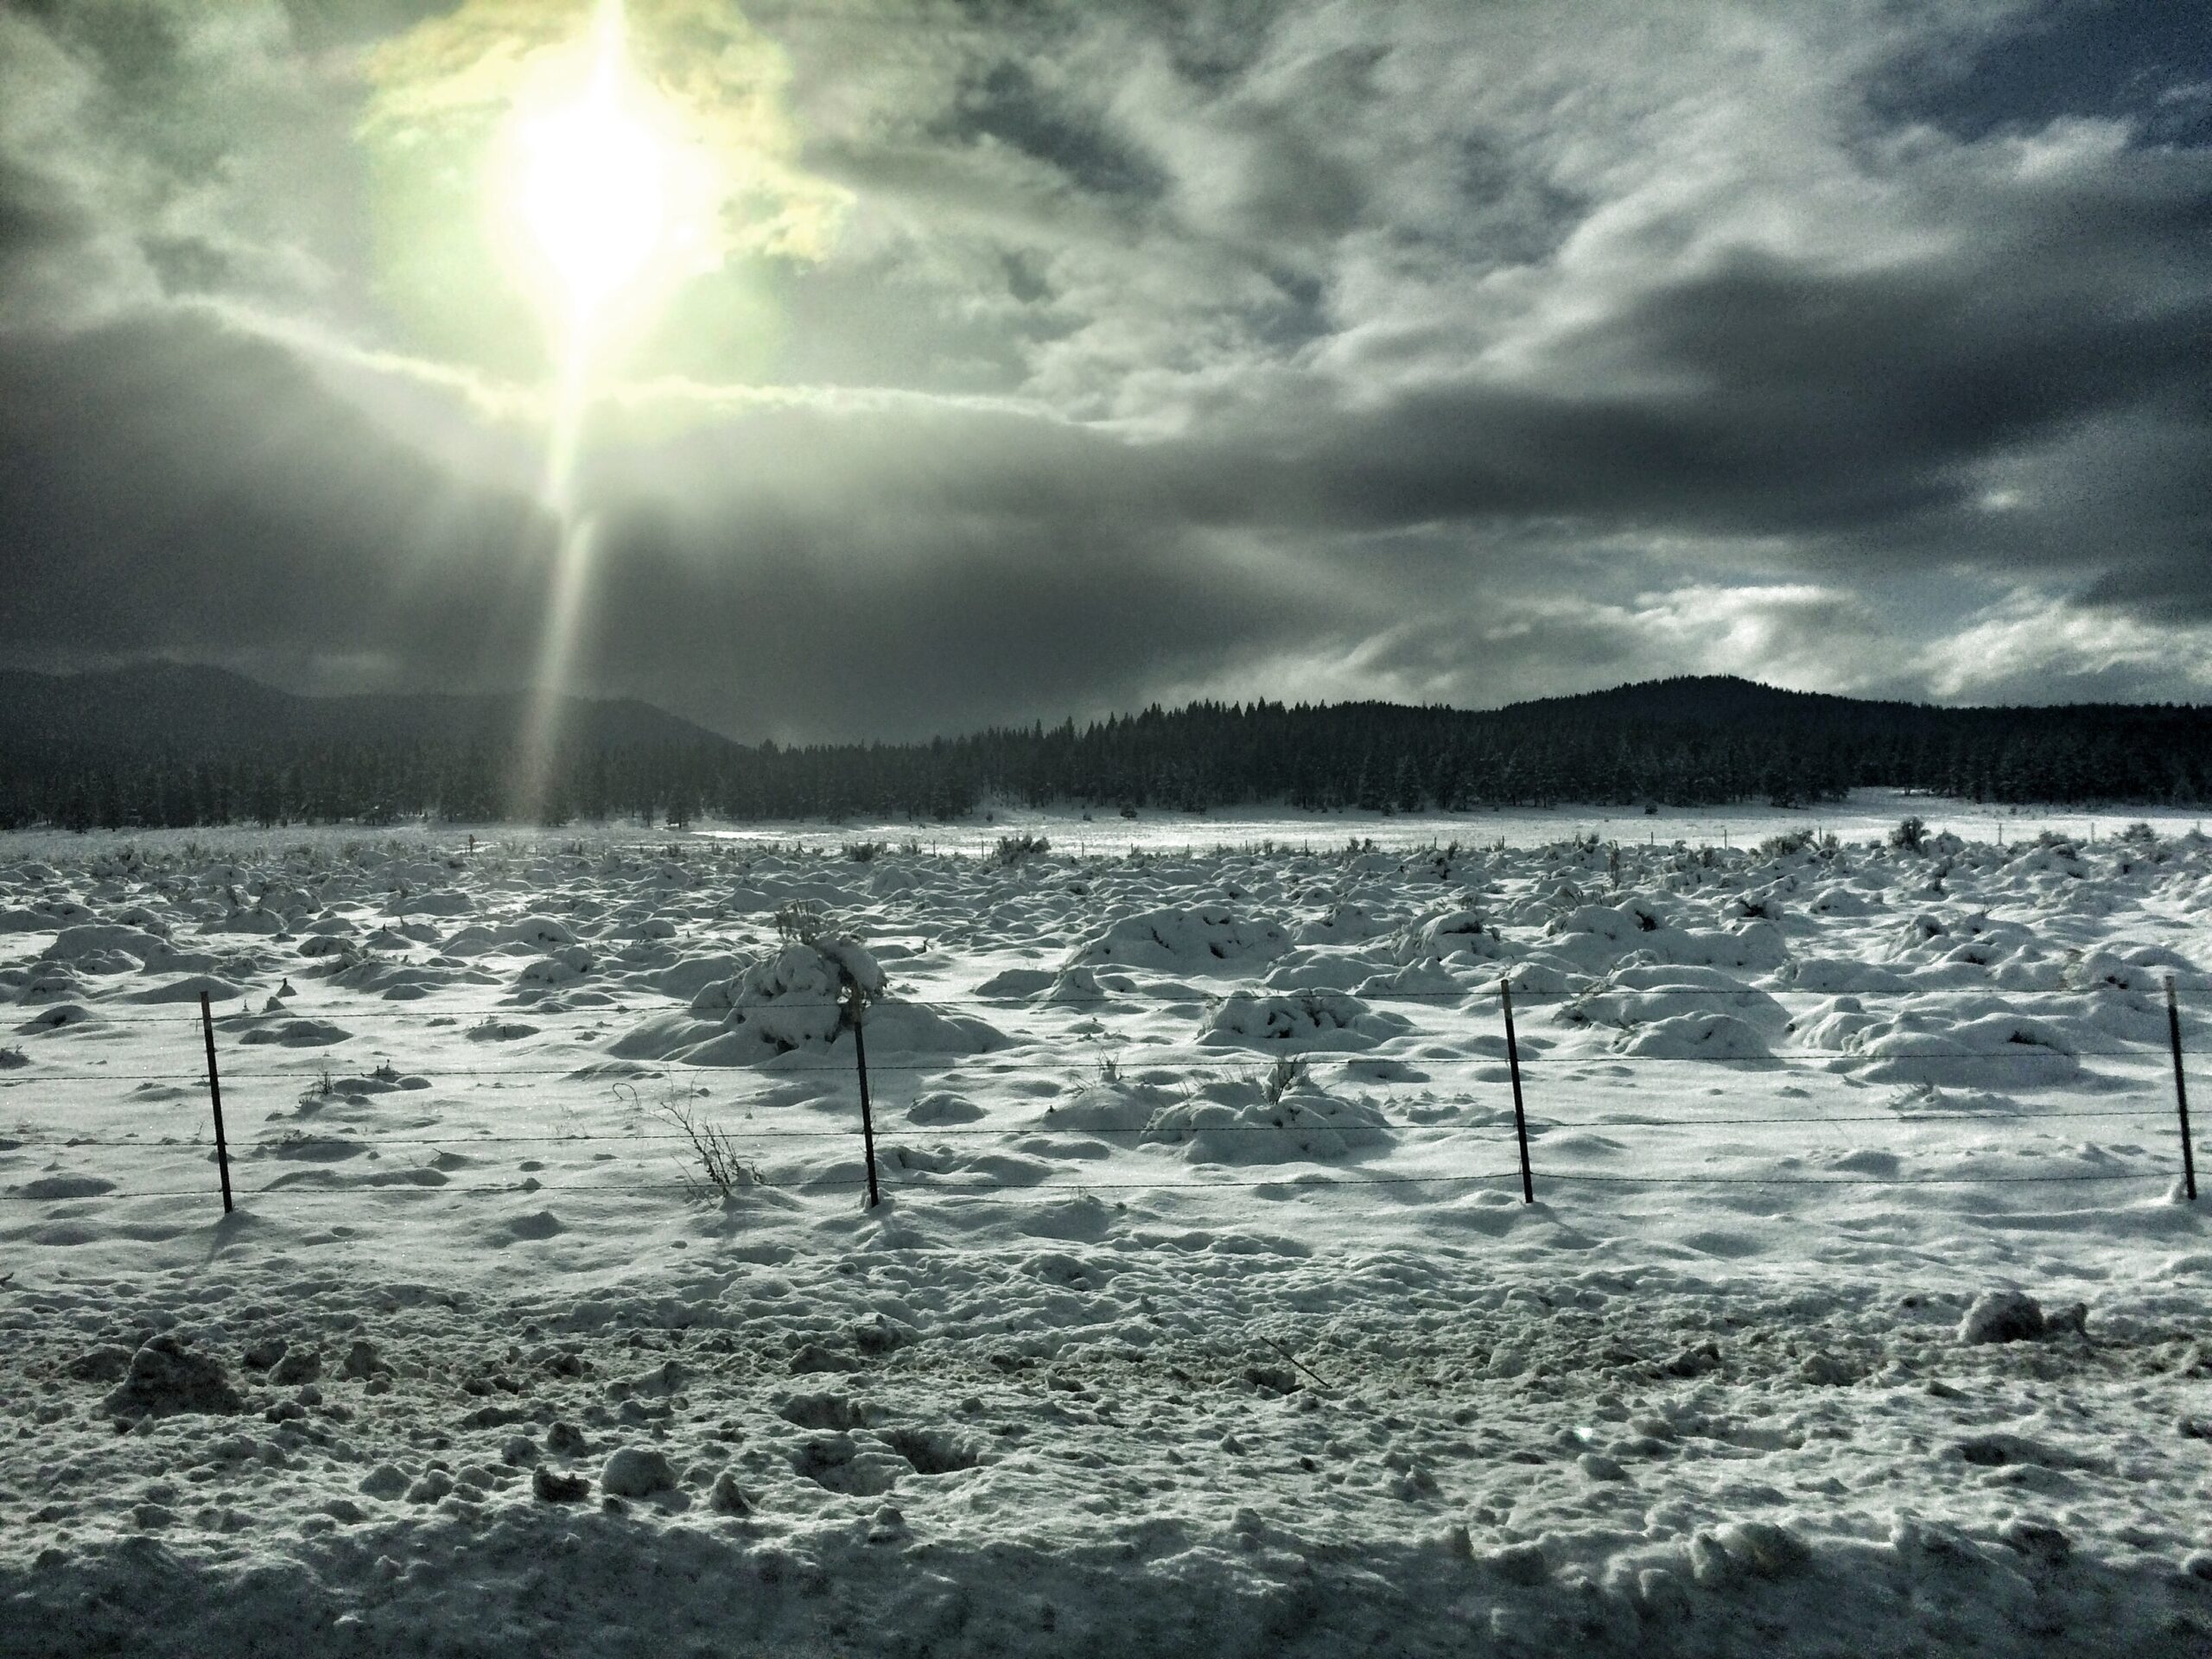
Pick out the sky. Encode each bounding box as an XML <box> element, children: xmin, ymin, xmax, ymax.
<box><xmin>0</xmin><ymin>0</ymin><xmax>2208</xmax><ymax>743</ymax></box>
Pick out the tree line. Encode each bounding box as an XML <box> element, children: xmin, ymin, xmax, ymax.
<box><xmin>1</xmin><ymin>676</ymin><xmax>2206</xmax><ymax>830</ymax></box>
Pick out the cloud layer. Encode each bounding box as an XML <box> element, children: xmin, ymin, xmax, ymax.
<box><xmin>2</xmin><ymin>0</ymin><xmax>2208</xmax><ymax>739</ymax></box>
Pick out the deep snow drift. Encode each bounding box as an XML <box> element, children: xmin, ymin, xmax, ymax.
<box><xmin>2</xmin><ymin>807</ymin><xmax>2209</xmax><ymax>1656</ymax></box>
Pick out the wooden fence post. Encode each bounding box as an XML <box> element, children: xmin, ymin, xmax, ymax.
<box><xmin>1499</xmin><ymin>980</ymin><xmax>1535</xmax><ymax>1205</ymax></box>
<box><xmin>844</xmin><ymin>982</ymin><xmax>882</xmax><ymax>1210</ymax></box>
<box><xmin>2169</xmin><ymin>976</ymin><xmax>2197</xmax><ymax>1202</ymax></box>
<box><xmin>198</xmin><ymin>991</ymin><xmax>234</xmax><ymax>1215</ymax></box>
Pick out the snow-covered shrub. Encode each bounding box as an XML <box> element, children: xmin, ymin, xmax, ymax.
<box><xmin>1613</xmin><ymin>1012</ymin><xmax>1774</xmax><ymax>1063</ymax></box>
<box><xmin>1395</xmin><ymin>909</ymin><xmax>1513</xmax><ymax>964</ymax></box>
<box><xmin>618</xmin><ymin>933</ymin><xmax>1001</xmax><ymax>1067</ymax></box>
<box><xmin>1834</xmin><ymin>1010</ymin><xmax>2081</xmax><ymax>1087</ymax></box>
<box><xmin>1560</xmin><ymin>963</ymin><xmax>1790</xmax><ymax>1039</ymax></box>
<box><xmin>1200</xmin><ymin>988</ymin><xmax>1408</xmax><ymax>1052</ymax></box>
<box><xmin>1145</xmin><ymin>1077</ymin><xmax>1393</xmax><ymax>1165</ymax></box>
<box><xmin>993</xmin><ymin>834</ymin><xmax>1051</xmax><ymax>867</ymax></box>
<box><xmin>1068</xmin><ymin>906</ymin><xmax>1290</xmax><ymax>972</ymax></box>
<box><xmin>773</xmin><ymin>900</ymin><xmax>834</xmax><ymax>945</ymax></box>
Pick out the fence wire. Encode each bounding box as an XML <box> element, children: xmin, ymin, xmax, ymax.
<box><xmin>1</xmin><ymin>963</ymin><xmax>2200</xmax><ymax>1216</ymax></box>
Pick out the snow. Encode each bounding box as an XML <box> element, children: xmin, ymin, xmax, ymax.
<box><xmin>1</xmin><ymin>800</ymin><xmax>2209</xmax><ymax>1656</ymax></box>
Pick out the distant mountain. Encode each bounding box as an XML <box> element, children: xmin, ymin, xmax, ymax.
<box><xmin>0</xmin><ymin>664</ymin><xmax>2205</xmax><ymax>829</ymax></box>
<box><xmin>0</xmin><ymin>664</ymin><xmax>728</xmax><ymax>756</ymax></box>
<box><xmin>0</xmin><ymin>664</ymin><xmax>739</xmax><ymax>830</ymax></box>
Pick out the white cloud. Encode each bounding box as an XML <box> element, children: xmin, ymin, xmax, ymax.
<box><xmin>1923</xmin><ymin>592</ymin><xmax>2212</xmax><ymax>703</ymax></box>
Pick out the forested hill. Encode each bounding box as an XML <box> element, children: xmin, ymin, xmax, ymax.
<box><xmin>0</xmin><ymin>666</ymin><xmax>2207</xmax><ymax>829</ymax></box>
<box><xmin>941</xmin><ymin>685</ymin><xmax>2210</xmax><ymax>815</ymax></box>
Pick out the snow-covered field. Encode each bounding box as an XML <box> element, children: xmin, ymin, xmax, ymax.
<box><xmin>3</xmin><ymin>802</ymin><xmax>2209</xmax><ymax>1656</ymax></box>
<box><xmin>701</xmin><ymin>785</ymin><xmax>2207</xmax><ymax>859</ymax></box>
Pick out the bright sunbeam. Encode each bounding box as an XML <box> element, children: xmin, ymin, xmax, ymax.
<box><xmin>459</xmin><ymin>0</ymin><xmax>754</xmax><ymax>819</ymax></box>
<box><xmin>510</xmin><ymin>0</ymin><xmax>676</xmax><ymax>819</ymax></box>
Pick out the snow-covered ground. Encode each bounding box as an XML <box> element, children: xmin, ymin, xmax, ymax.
<box><xmin>701</xmin><ymin>785</ymin><xmax>2208</xmax><ymax>858</ymax></box>
<box><xmin>3</xmin><ymin>802</ymin><xmax>2209</xmax><ymax>1656</ymax></box>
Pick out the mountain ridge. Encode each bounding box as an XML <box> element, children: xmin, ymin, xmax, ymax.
<box><xmin>0</xmin><ymin>664</ymin><xmax>731</xmax><ymax>754</ymax></box>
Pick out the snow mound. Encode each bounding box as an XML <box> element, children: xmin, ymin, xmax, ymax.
<box><xmin>124</xmin><ymin>974</ymin><xmax>245</xmax><ymax>1005</ymax></box>
<box><xmin>1294</xmin><ymin>903</ymin><xmax>1398</xmax><ymax>946</ymax></box>
<box><xmin>1038</xmin><ymin>1078</ymin><xmax>1178</xmax><ymax>1135</ymax></box>
<box><xmin>971</xmin><ymin>967</ymin><xmax>1057</xmax><ymax>1000</ymax></box>
<box><xmin>618</xmin><ymin>940</ymin><xmax>1000</xmax><ymax>1066</ymax></box>
<box><xmin>1199</xmin><ymin>988</ymin><xmax>1409</xmax><ymax>1052</ymax></box>
<box><xmin>238</xmin><ymin>1019</ymin><xmax>353</xmax><ymax>1047</ymax></box>
<box><xmin>440</xmin><ymin>916</ymin><xmax>579</xmax><ymax>957</ymax></box>
<box><xmin>40</xmin><ymin>925</ymin><xmax>176</xmax><ymax>966</ymax></box>
<box><xmin>1783</xmin><ymin>957</ymin><xmax>1912</xmax><ymax>995</ymax></box>
<box><xmin>1836</xmin><ymin>1012</ymin><xmax>2082</xmax><ymax>1086</ymax></box>
<box><xmin>1066</xmin><ymin>906</ymin><xmax>1290</xmax><ymax>972</ymax></box>
<box><xmin>1614</xmin><ymin>1012</ymin><xmax>1775</xmax><ymax>1063</ymax></box>
<box><xmin>1562</xmin><ymin>963</ymin><xmax>1790</xmax><ymax>1039</ymax></box>
<box><xmin>1541</xmin><ymin>904</ymin><xmax>1789</xmax><ymax>974</ymax></box>
<box><xmin>1146</xmin><ymin>1080</ymin><xmax>1394</xmax><ymax>1165</ymax></box>
<box><xmin>515</xmin><ymin>945</ymin><xmax>594</xmax><ymax>988</ymax></box>
<box><xmin>637</xmin><ymin>952</ymin><xmax>748</xmax><ymax>1001</ymax></box>
<box><xmin>1395</xmin><ymin>909</ymin><xmax>1514</xmax><ymax>964</ymax></box>
<box><xmin>99</xmin><ymin>1338</ymin><xmax>245</xmax><ymax>1421</ymax></box>
<box><xmin>1959</xmin><ymin>1290</ymin><xmax>2048</xmax><ymax>1344</ymax></box>
<box><xmin>1356</xmin><ymin>958</ymin><xmax>1467</xmax><ymax>1001</ymax></box>
<box><xmin>908</xmin><ymin>1092</ymin><xmax>986</xmax><ymax>1125</ymax></box>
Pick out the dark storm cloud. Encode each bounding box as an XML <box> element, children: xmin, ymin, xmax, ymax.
<box><xmin>3</xmin><ymin>0</ymin><xmax>2211</xmax><ymax>734</ymax></box>
<box><xmin>0</xmin><ymin>308</ymin><xmax>1349</xmax><ymax>739</ymax></box>
<box><xmin>1192</xmin><ymin>227</ymin><xmax>2212</xmax><ymax>540</ymax></box>
<box><xmin>1870</xmin><ymin>0</ymin><xmax>2212</xmax><ymax>148</ymax></box>
<box><xmin>0</xmin><ymin>312</ymin><xmax>556</xmax><ymax>668</ymax></box>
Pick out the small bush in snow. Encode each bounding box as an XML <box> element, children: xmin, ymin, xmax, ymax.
<box><xmin>1890</xmin><ymin>815</ymin><xmax>1929</xmax><ymax>852</ymax></box>
<box><xmin>2118</xmin><ymin>821</ymin><xmax>2157</xmax><ymax>844</ymax></box>
<box><xmin>842</xmin><ymin>841</ymin><xmax>885</xmax><ymax>863</ymax></box>
<box><xmin>1759</xmin><ymin>828</ymin><xmax>1841</xmax><ymax>861</ymax></box>
<box><xmin>1259</xmin><ymin>1056</ymin><xmax>1307</xmax><ymax>1103</ymax></box>
<box><xmin>660</xmin><ymin>1097</ymin><xmax>761</xmax><ymax>1201</ymax></box>
<box><xmin>773</xmin><ymin>899</ymin><xmax>833</xmax><ymax>945</ymax></box>
<box><xmin>993</xmin><ymin>834</ymin><xmax>1051</xmax><ymax>866</ymax></box>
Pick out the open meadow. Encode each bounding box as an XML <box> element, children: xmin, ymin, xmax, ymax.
<box><xmin>2</xmin><ymin>798</ymin><xmax>2209</xmax><ymax>1656</ymax></box>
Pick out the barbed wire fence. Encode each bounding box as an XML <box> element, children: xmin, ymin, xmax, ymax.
<box><xmin>0</xmin><ymin>976</ymin><xmax>2200</xmax><ymax>1218</ymax></box>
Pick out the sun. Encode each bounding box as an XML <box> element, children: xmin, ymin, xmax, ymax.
<box><xmin>518</xmin><ymin>70</ymin><xmax>667</xmax><ymax>320</ymax></box>
<box><xmin>499</xmin><ymin>0</ymin><xmax>697</xmax><ymax>339</ymax></box>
